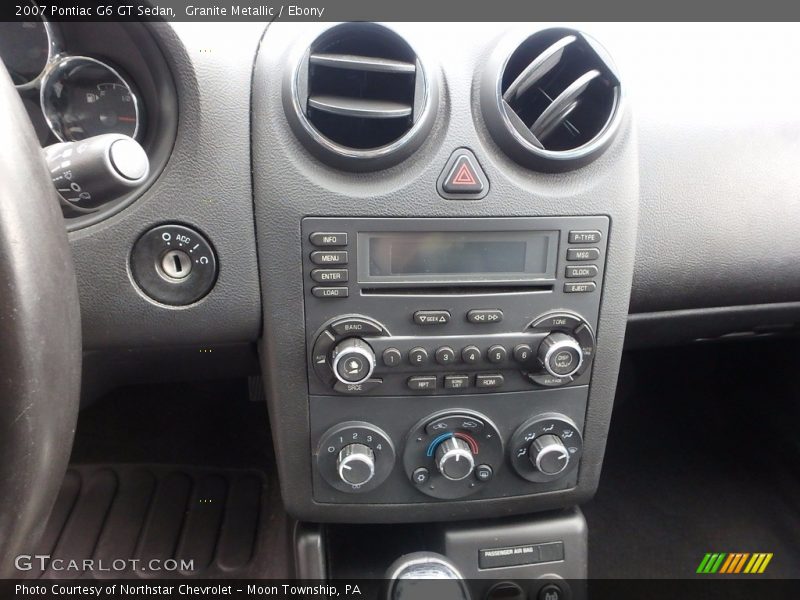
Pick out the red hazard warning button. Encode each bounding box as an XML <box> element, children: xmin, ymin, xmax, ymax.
<box><xmin>437</xmin><ymin>148</ymin><xmax>489</xmax><ymax>199</ymax></box>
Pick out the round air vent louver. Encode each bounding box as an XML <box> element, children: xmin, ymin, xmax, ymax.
<box><xmin>481</xmin><ymin>28</ymin><xmax>623</xmax><ymax>172</ymax></box>
<box><xmin>285</xmin><ymin>23</ymin><xmax>436</xmax><ymax>171</ymax></box>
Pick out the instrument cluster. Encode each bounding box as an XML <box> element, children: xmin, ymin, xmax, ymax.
<box><xmin>0</xmin><ymin>16</ymin><xmax>177</xmax><ymax>227</ymax></box>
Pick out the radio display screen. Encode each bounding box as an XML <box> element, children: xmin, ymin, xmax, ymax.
<box><xmin>360</xmin><ymin>231</ymin><xmax>557</xmax><ymax>283</ymax></box>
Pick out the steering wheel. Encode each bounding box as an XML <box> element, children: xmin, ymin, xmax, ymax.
<box><xmin>0</xmin><ymin>65</ymin><xmax>81</xmax><ymax>575</ymax></box>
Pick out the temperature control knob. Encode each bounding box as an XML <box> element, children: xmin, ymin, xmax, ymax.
<box><xmin>337</xmin><ymin>443</ymin><xmax>376</xmax><ymax>486</ymax></box>
<box><xmin>435</xmin><ymin>437</ymin><xmax>475</xmax><ymax>481</ymax></box>
<box><xmin>331</xmin><ymin>338</ymin><xmax>376</xmax><ymax>385</ymax></box>
<box><xmin>537</xmin><ymin>332</ymin><xmax>583</xmax><ymax>378</ymax></box>
<box><xmin>530</xmin><ymin>434</ymin><xmax>570</xmax><ymax>476</ymax></box>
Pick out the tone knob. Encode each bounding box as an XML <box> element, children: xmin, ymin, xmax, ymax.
<box><xmin>337</xmin><ymin>443</ymin><xmax>376</xmax><ymax>486</ymax></box>
<box><xmin>537</xmin><ymin>332</ymin><xmax>583</xmax><ymax>378</ymax></box>
<box><xmin>529</xmin><ymin>434</ymin><xmax>570</xmax><ymax>476</ymax></box>
<box><xmin>331</xmin><ymin>338</ymin><xmax>376</xmax><ymax>384</ymax></box>
<box><xmin>435</xmin><ymin>437</ymin><xmax>475</xmax><ymax>481</ymax></box>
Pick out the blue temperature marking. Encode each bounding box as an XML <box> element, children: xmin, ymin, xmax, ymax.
<box><xmin>426</xmin><ymin>432</ymin><xmax>454</xmax><ymax>457</ymax></box>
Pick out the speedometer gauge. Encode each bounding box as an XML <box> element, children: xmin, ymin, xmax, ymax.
<box><xmin>40</xmin><ymin>56</ymin><xmax>142</xmax><ymax>142</ymax></box>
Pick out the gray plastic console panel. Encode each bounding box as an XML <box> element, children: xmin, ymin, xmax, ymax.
<box><xmin>66</xmin><ymin>23</ymin><xmax>264</xmax><ymax>350</ymax></box>
<box><xmin>253</xmin><ymin>23</ymin><xmax>639</xmax><ymax>523</ymax></box>
<box><xmin>441</xmin><ymin>508</ymin><xmax>587</xmax><ymax>579</ymax></box>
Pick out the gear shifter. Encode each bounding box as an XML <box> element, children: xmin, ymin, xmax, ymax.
<box><xmin>44</xmin><ymin>133</ymin><xmax>149</xmax><ymax>212</ymax></box>
<box><xmin>385</xmin><ymin>552</ymin><xmax>471</xmax><ymax>600</ymax></box>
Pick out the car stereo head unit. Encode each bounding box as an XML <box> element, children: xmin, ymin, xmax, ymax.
<box><xmin>301</xmin><ymin>216</ymin><xmax>608</xmax><ymax>397</ymax></box>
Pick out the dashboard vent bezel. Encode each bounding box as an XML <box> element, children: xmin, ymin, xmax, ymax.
<box><xmin>286</xmin><ymin>23</ymin><xmax>437</xmax><ymax>172</ymax></box>
<box><xmin>481</xmin><ymin>28</ymin><xmax>624</xmax><ymax>172</ymax></box>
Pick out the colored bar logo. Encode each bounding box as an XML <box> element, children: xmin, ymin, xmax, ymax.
<box><xmin>697</xmin><ymin>553</ymin><xmax>773</xmax><ymax>574</ymax></box>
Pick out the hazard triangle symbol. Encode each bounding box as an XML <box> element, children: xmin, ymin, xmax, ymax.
<box><xmin>452</xmin><ymin>162</ymin><xmax>477</xmax><ymax>185</ymax></box>
<box><xmin>440</xmin><ymin>153</ymin><xmax>486</xmax><ymax>195</ymax></box>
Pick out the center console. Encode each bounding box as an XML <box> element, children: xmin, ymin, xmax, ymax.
<box><xmin>252</xmin><ymin>22</ymin><xmax>638</xmax><ymax>523</ymax></box>
<box><xmin>303</xmin><ymin>216</ymin><xmax>607</xmax><ymax>505</ymax></box>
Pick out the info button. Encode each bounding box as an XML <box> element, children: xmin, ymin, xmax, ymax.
<box><xmin>467</xmin><ymin>309</ymin><xmax>503</xmax><ymax>324</ymax></box>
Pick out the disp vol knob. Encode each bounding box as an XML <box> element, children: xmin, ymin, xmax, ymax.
<box><xmin>538</xmin><ymin>332</ymin><xmax>583</xmax><ymax>378</ymax></box>
<box><xmin>435</xmin><ymin>437</ymin><xmax>475</xmax><ymax>481</ymax></box>
<box><xmin>337</xmin><ymin>443</ymin><xmax>376</xmax><ymax>486</ymax></box>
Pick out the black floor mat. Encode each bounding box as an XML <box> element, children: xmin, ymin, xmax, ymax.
<box><xmin>33</xmin><ymin>464</ymin><xmax>286</xmax><ymax>579</ymax></box>
<box><xmin>33</xmin><ymin>380</ymin><xmax>289</xmax><ymax>579</ymax></box>
<box><xmin>583</xmin><ymin>341</ymin><xmax>800</xmax><ymax>579</ymax></box>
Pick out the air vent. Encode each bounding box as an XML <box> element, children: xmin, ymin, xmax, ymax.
<box><xmin>482</xmin><ymin>28</ymin><xmax>623</xmax><ymax>172</ymax></box>
<box><xmin>286</xmin><ymin>23</ymin><xmax>436</xmax><ymax>171</ymax></box>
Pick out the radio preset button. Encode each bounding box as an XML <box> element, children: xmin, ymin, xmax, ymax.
<box><xmin>312</xmin><ymin>286</ymin><xmax>348</xmax><ymax>298</ymax></box>
<box><xmin>408</xmin><ymin>376</ymin><xmax>437</xmax><ymax>391</ymax></box>
<box><xmin>443</xmin><ymin>375</ymin><xmax>470</xmax><ymax>390</ymax></box>
<box><xmin>382</xmin><ymin>347</ymin><xmax>402</xmax><ymax>367</ymax></box>
<box><xmin>311</xmin><ymin>268</ymin><xmax>348</xmax><ymax>283</ymax></box>
<box><xmin>564</xmin><ymin>282</ymin><xmax>597</xmax><ymax>293</ymax></box>
<box><xmin>487</xmin><ymin>345</ymin><xmax>507</xmax><ymax>364</ymax></box>
<box><xmin>566</xmin><ymin>247</ymin><xmax>600</xmax><ymax>261</ymax></box>
<box><xmin>413</xmin><ymin>310</ymin><xmax>451</xmax><ymax>326</ymax></box>
<box><xmin>461</xmin><ymin>345</ymin><xmax>482</xmax><ymax>365</ymax></box>
<box><xmin>309</xmin><ymin>232</ymin><xmax>347</xmax><ymax>247</ymax></box>
<box><xmin>467</xmin><ymin>309</ymin><xmax>503</xmax><ymax>324</ymax></box>
<box><xmin>435</xmin><ymin>346</ymin><xmax>456</xmax><ymax>365</ymax></box>
<box><xmin>310</xmin><ymin>250</ymin><xmax>348</xmax><ymax>265</ymax></box>
<box><xmin>408</xmin><ymin>347</ymin><xmax>429</xmax><ymax>365</ymax></box>
<box><xmin>513</xmin><ymin>343</ymin><xmax>534</xmax><ymax>363</ymax></box>
<box><xmin>476</xmin><ymin>374</ymin><xmax>505</xmax><ymax>389</ymax></box>
<box><xmin>568</xmin><ymin>230</ymin><xmax>602</xmax><ymax>244</ymax></box>
<box><xmin>565</xmin><ymin>265</ymin><xmax>598</xmax><ymax>279</ymax></box>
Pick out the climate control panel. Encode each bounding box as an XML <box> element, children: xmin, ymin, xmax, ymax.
<box><xmin>310</xmin><ymin>391</ymin><xmax>587</xmax><ymax>505</ymax></box>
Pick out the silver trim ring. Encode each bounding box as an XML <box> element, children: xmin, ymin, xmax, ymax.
<box><xmin>534</xmin><ymin>440</ymin><xmax>570</xmax><ymax>476</ymax></box>
<box><xmin>543</xmin><ymin>336</ymin><xmax>583</xmax><ymax>378</ymax></box>
<box><xmin>337</xmin><ymin>445</ymin><xmax>376</xmax><ymax>486</ymax></box>
<box><xmin>11</xmin><ymin>15</ymin><xmax>61</xmax><ymax>91</ymax></box>
<box><xmin>486</xmin><ymin>27</ymin><xmax>625</xmax><ymax>169</ymax></box>
<box><xmin>39</xmin><ymin>55</ymin><xmax>142</xmax><ymax>143</ymax></box>
<box><xmin>436</xmin><ymin>439</ymin><xmax>475</xmax><ymax>482</ymax></box>
<box><xmin>331</xmin><ymin>340</ymin><xmax>376</xmax><ymax>385</ymax></box>
<box><xmin>289</xmin><ymin>24</ymin><xmax>433</xmax><ymax>162</ymax></box>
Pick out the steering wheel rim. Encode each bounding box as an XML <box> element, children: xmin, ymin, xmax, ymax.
<box><xmin>0</xmin><ymin>65</ymin><xmax>81</xmax><ymax>576</ymax></box>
